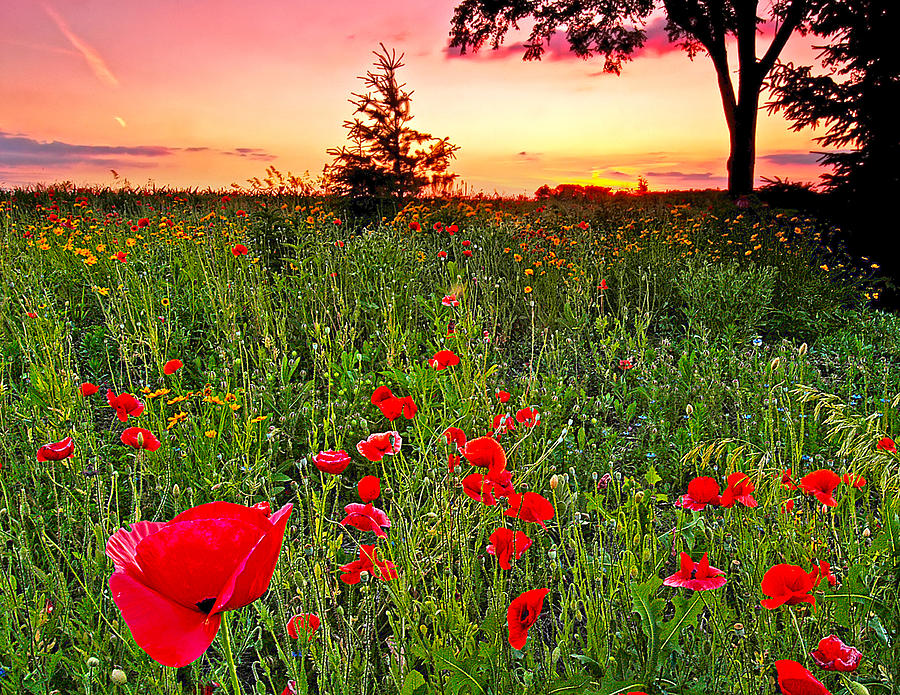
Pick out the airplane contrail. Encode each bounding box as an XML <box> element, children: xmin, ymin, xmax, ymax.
<box><xmin>42</xmin><ymin>3</ymin><xmax>119</xmax><ymax>87</ymax></box>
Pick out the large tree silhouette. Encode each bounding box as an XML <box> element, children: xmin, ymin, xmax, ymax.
<box><xmin>766</xmin><ymin>0</ymin><xmax>899</xmax><ymax>201</ymax></box>
<box><xmin>449</xmin><ymin>0</ymin><xmax>819</xmax><ymax>195</ymax></box>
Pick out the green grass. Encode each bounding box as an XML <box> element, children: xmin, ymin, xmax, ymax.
<box><xmin>0</xmin><ymin>187</ymin><xmax>897</xmax><ymax>695</ymax></box>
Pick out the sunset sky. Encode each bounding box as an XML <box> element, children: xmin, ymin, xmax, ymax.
<box><xmin>1</xmin><ymin>1</ymin><xmax>832</xmax><ymax>194</ymax></box>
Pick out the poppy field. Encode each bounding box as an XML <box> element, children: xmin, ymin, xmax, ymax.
<box><xmin>1</xmin><ymin>187</ymin><xmax>899</xmax><ymax>695</ymax></box>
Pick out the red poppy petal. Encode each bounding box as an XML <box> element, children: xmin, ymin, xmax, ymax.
<box><xmin>106</xmin><ymin>521</ymin><xmax>167</xmax><ymax>574</ymax></box>
<box><xmin>109</xmin><ymin>570</ymin><xmax>221</xmax><ymax>667</ymax></box>
<box><xmin>216</xmin><ymin>504</ymin><xmax>292</xmax><ymax>612</ymax></box>
<box><xmin>134</xmin><ymin>518</ymin><xmax>264</xmax><ymax>609</ymax></box>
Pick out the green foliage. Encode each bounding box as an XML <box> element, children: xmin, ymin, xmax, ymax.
<box><xmin>0</xmin><ymin>189</ymin><xmax>896</xmax><ymax>694</ymax></box>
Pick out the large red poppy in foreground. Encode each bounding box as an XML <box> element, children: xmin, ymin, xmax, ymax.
<box><xmin>106</xmin><ymin>501</ymin><xmax>292</xmax><ymax>667</ymax></box>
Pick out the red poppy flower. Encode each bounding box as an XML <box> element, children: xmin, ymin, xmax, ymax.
<box><xmin>80</xmin><ymin>382</ymin><xmax>99</xmax><ymax>396</ymax></box>
<box><xmin>356</xmin><ymin>431</ymin><xmax>402</xmax><ymax>461</ymax></box>
<box><xmin>312</xmin><ymin>449</ymin><xmax>351</xmax><ymax>475</ymax></box>
<box><xmin>487</xmin><ymin>528</ymin><xmax>532</xmax><ymax>570</ymax></box>
<box><xmin>809</xmin><ymin>560</ymin><xmax>837</xmax><ymax>588</ymax></box>
<box><xmin>663</xmin><ymin>552</ymin><xmax>727</xmax><ymax>591</ymax></box>
<box><xmin>442</xmin><ymin>294</ymin><xmax>459</xmax><ymax>307</ymax></box>
<box><xmin>462</xmin><ymin>473</ymin><xmax>497</xmax><ymax>506</ymax></box>
<box><xmin>719</xmin><ymin>472</ymin><xmax>757</xmax><ymax>508</ymax></box>
<box><xmin>37</xmin><ymin>436</ymin><xmax>74</xmax><ymax>462</ymax></box>
<box><xmin>163</xmin><ymin>359</ymin><xmax>183</xmax><ymax>375</ymax></box>
<box><xmin>334</xmin><ymin>240</ymin><xmax>344</xmax><ymax>248</ymax></box>
<box><xmin>438</xmin><ymin>251</ymin><xmax>447</xmax><ymax>258</ymax></box>
<box><xmin>433</xmin><ymin>222</ymin><xmax>443</xmax><ymax>231</ymax></box>
<box><xmin>619</xmin><ymin>359</ymin><xmax>633</xmax><ymax>370</ymax></box>
<box><xmin>235</xmin><ymin>210</ymin><xmax>246</xmax><ymax>217</ymax></box>
<box><xmin>781</xmin><ymin>469</ymin><xmax>798</xmax><ymax>490</ymax></box>
<box><xmin>507</xmin><ymin>588</ymin><xmax>548</xmax><ymax>650</ymax></box>
<box><xmin>760</xmin><ymin>564</ymin><xmax>816</xmax><ymax>609</ymax></box>
<box><xmin>463</xmin><ymin>249</ymin><xmax>472</xmax><ymax>256</ymax></box>
<box><xmin>810</xmin><ymin>635</ymin><xmax>862</xmax><ymax>672</ymax></box>
<box><xmin>201</xmin><ymin>683</ymin><xmax>220</xmax><ymax>695</ymax></box>
<box><xmin>138</xmin><ymin>218</ymin><xmax>150</xmax><ymax>227</ymax></box>
<box><xmin>598</xmin><ymin>279</ymin><xmax>608</xmax><ymax>290</ymax></box>
<box><xmin>496</xmin><ymin>390</ymin><xmax>511</xmax><ymax>403</ymax></box>
<box><xmin>841</xmin><ymin>473</ymin><xmax>866</xmax><ymax>488</ymax></box>
<box><xmin>442</xmin><ymin>426</ymin><xmax>467</xmax><ymax>449</ymax></box>
<box><xmin>677</xmin><ymin>477</ymin><xmax>721</xmax><ymax>511</ymax></box>
<box><xmin>447</xmin><ymin>224</ymin><xmax>458</xmax><ymax>234</ymax></box>
<box><xmin>462</xmin><ymin>436</ymin><xmax>507</xmax><ymax>474</ymax></box>
<box><xmin>339</xmin><ymin>544</ymin><xmax>398</xmax><ymax>584</ymax></box>
<box><xmin>341</xmin><ymin>503</ymin><xmax>390</xmax><ymax>537</ymax></box>
<box><xmin>409</xmin><ymin>221</ymin><xmax>420</xmax><ymax>231</ymax></box>
<box><xmin>107</xmin><ymin>390</ymin><xmax>144</xmax><ymax>422</ymax></box>
<box><xmin>371</xmin><ymin>386</ymin><xmax>416</xmax><ymax>420</ymax></box>
<box><xmin>775</xmin><ymin>660</ymin><xmax>833</xmax><ymax>695</ymax></box>
<box><xmin>232</xmin><ymin>244</ymin><xmax>249</xmax><ymax>256</ymax></box>
<box><xmin>429</xmin><ymin>350</ymin><xmax>460</xmax><ymax>370</ymax></box>
<box><xmin>876</xmin><ymin>436</ymin><xmax>896</xmax><ymax>453</ymax></box>
<box><xmin>106</xmin><ymin>501</ymin><xmax>292</xmax><ymax>666</ymax></box>
<box><xmin>487</xmin><ymin>467</ymin><xmax>516</xmax><ymax>497</ymax></box>
<box><xmin>448</xmin><ymin>452</ymin><xmax>461</xmax><ymax>472</ymax></box>
<box><xmin>782</xmin><ymin>499</ymin><xmax>796</xmax><ymax>514</ymax></box>
<box><xmin>577</xmin><ymin>221</ymin><xmax>589</xmax><ymax>230</ymax></box>
<box><xmin>357</xmin><ymin>475</ymin><xmax>380</xmax><ymax>503</ymax></box>
<box><xmin>287</xmin><ymin>613</ymin><xmax>320</xmax><ymax>640</ymax></box>
<box><xmin>114</xmin><ymin>251</ymin><xmax>127</xmax><ymax>263</ymax></box>
<box><xmin>27</xmin><ymin>311</ymin><xmax>38</xmax><ymax>318</ymax></box>
<box><xmin>462</xmin><ymin>239</ymin><xmax>471</xmax><ymax>246</ymax></box>
<box><xmin>505</xmin><ymin>492</ymin><xmax>555</xmax><ymax>528</ymax></box>
<box><xmin>800</xmin><ymin>469</ymin><xmax>841</xmax><ymax>507</ymax></box>
<box><xmin>121</xmin><ymin>427</ymin><xmax>161</xmax><ymax>452</ymax></box>
<box><xmin>516</xmin><ymin>407</ymin><xmax>539</xmax><ymax>427</ymax></box>
<box><xmin>491</xmin><ymin>413</ymin><xmax>516</xmax><ymax>437</ymax></box>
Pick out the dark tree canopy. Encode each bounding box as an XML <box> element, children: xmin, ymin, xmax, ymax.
<box><xmin>449</xmin><ymin>0</ymin><xmax>820</xmax><ymax>195</ymax></box>
<box><xmin>766</xmin><ymin>0</ymin><xmax>900</xmax><ymax>199</ymax></box>
<box><xmin>325</xmin><ymin>45</ymin><xmax>459</xmax><ymax>207</ymax></box>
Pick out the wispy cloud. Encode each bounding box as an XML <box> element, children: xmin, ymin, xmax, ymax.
<box><xmin>42</xmin><ymin>3</ymin><xmax>119</xmax><ymax>87</ymax></box>
<box><xmin>0</xmin><ymin>131</ymin><xmax>277</xmax><ymax>169</ymax></box>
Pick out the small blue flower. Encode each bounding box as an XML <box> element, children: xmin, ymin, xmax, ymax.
<box><xmin>646</xmin><ymin>452</ymin><xmax>656</xmax><ymax>459</ymax></box>
<box><xmin>752</xmin><ymin>338</ymin><xmax>763</xmax><ymax>347</ymax></box>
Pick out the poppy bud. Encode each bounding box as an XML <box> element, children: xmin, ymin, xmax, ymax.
<box><xmin>846</xmin><ymin>683</ymin><xmax>870</xmax><ymax>695</ymax></box>
<box><xmin>863</xmin><ymin>528</ymin><xmax>871</xmax><ymax>537</ymax></box>
<box><xmin>770</xmin><ymin>357</ymin><xmax>780</xmax><ymax>370</ymax></box>
<box><xmin>685</xmin><ymin>404</ymin><xmax>694</xmax><ymax>416</ymax></box>
<box><xmin>87</xmin><ymin>657</ymin><xmax>100</xmax><ymax>669</ymax></box>
<box><xmin>629</xmin><ymin>566</ymin><xmax>639</xmax><ymax>579</ymax></box>
<box><xmin>549</xmin><ymin>474</ymin><xmax>559</xmax><ymax>490</ymax></box>
<box><xmin>799</xmin><ymin>343</ymin><xmax>808</xmax><ymax>356</ymax></box>
<box><xmin>634</xmin><ymin>491</ymin><xmax>644</xmax><ymax>503</ymax></box>
<box><xmin>172</xmin><ymin>484</ymin><xmax>180</xmax><ymax>497</ymax></box>
<box><xmin>111</xmin><ymin>669</ymin><xmax>127</xmax><ymax>684</ymax></box>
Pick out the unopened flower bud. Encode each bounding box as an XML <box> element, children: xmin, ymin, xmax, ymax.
<box><xmin>550</xmin><ymin>474</ymin><xmax>559</xmax><ymax>490</ymax></box>
<box><xmin>770</xmin><ymin>357</ymin><xmax>780</xmax><ymax>370</ymax></box>
<box><xmin>799</xmin><ymin>342</ymin><xmax>808</xmax><ymax>356</ymax></box>
<box><xmin>630</xmin><ymin>566</ymin><xmax>639</xmax><ymax>579</ymax></box>
<box><xmin>634</xmin><ymin>491</ymin><xmax>644</xmax><ymax>503</ymax></box>
<box><xmin>110</xmin><ymin>669</ymin><xmax>127</xmax><ymax>684</ymax></box>
<box><xmin>846</xmin><ymin>681</ymin><xmax>870</xmax><ymax>695</ymax></box>
<box><xmin>863</xmin><ymin>528</ymin><xmax>871</xmax><ymax>537</ymax></box>
<box><xmin>685</xmin><ymin>404</ymin><xmax>694</xmax><ymax>416</ymax></box>
<box><xmin>87</xmin><ymin>657</ymin><xmax>100</xmax><ymax>669</ymax></box>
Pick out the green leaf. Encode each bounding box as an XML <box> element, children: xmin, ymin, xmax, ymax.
<box><xmin>658</xmin><ymin>593</ymin><xmax>703</xmax><ymax>658</ymax></box>
<box><xmin>400</xmin><ymin>670</ymin><xmax>427</xmax><ymax>695</ymax></box>
<box><xmin>644</xmin><ymin>467</ymin><xmax>661</xmax><ymax>487</ymax></box>
<box><xmin>630</xmin><ymin>577</ymin><xmax>663</xmax><ymax>682</ymax></box>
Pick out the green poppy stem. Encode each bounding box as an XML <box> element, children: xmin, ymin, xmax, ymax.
<box><xmin>220</xmin><ymin>612</ymin><xmax>242</xmax><ymax>695</ymax></box>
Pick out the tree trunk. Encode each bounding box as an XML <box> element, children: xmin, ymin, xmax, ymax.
<box><xmin>727</xmin><ymin>95</ymin><xmax>759</xmax><ymax>195</ymax></box>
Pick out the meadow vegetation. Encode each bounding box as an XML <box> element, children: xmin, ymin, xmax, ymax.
<box><xmin>0</xmin><ymin>185</ymin><xmax>898</xmax><ymax>694</ymax></box>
